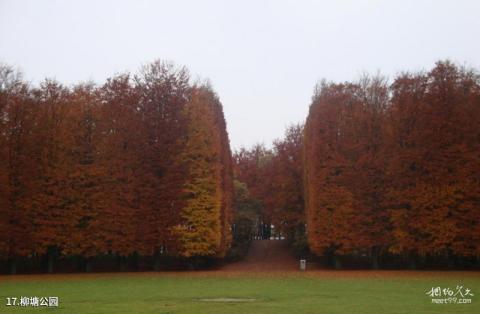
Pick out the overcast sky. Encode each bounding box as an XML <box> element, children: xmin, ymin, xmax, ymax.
<box><xmin>1</xmin><ymin>0</ymin><xmax>479</xmax><ymax>150</ymax></box>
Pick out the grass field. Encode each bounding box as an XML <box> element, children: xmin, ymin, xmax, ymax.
<box><xmin>1</xmin><ymin>271</ymin><xmax>479</xmax><ymax>314</ymax></box>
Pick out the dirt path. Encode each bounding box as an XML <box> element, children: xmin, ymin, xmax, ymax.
<box><xmin>222</xmin><ymin>240</ymin><xmax>301</xmax><ymax>271</ymax></box>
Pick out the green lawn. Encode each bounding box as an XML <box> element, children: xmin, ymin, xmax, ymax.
<box><xmin>1</xmin><ymin>271</ymin><xmax>479</xmax><ymax>313</ymax></box>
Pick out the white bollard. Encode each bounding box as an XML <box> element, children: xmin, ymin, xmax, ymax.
<box><xmin>300</xmin><ymin>259</ymin><xmax>306</xmax><ymax>271</ymax></box>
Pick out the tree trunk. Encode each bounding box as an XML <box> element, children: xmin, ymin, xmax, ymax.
<box><xmin>408</xmin><ymin>252</ymin><xmax>417</xmax><ymax>270</ymax></box>
<box><xmin>188</xmin><ymin>259</ymin><xmax>196</xmax><ymax>271</ymax></box>
<box><xmin>132</xmin><ymin>252</ymin><xmax>139</xmax><ymax>271</ymax></box>
<box><xmin>47</xmin><ymin>246</ymin><xmax>56</xmax><ymax>274</ymax></box>
<box><xmin>371</xmin><ymin>247</ymin><xmax>380</xmax><ymax>270</ymax></box>
<box><xmin>333</xmin><ymin>255</ymin><xmax>342</xmax><ymax>270</ymax></box>
<box><xmin>76</xmin><ymin>256</ymin><xmax>83</xmax><ymax>271</ymax></box>
<box><xmin>153</xmin><ymin>249</ymin><xmax>161</xmax><ymax>271</ymax></box>
<box><xmin>117</xmin><ymin>255</ymin><xmax>127</xmax><ymax>272</ymax></box>
<box><xmin>9</xmin><ymin>257</ymin><xmax>17</xmax><ymax>275</ymax></box>
<box><xmin>447</xmin><ymin>251</ymin><xmax>455</xmax><ymax>269</ymax></box>
<box><xmin>418</xmin><ymin>254</ymin><xmax>426</xmax><ymax>269</ymax></box>
<box><xmin>85</xmin><ymin>257</ymin><xmax>92</xmax><ymax>272</ymax></box>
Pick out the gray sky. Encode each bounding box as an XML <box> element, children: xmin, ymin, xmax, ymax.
<box><xmin>1</xmin><ymin>0</ymin><xmax>479</xmax><ymax>150</ymax></box>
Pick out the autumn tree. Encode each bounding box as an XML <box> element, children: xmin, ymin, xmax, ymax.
<box><xmin>132</xmin><ymin>61</ymin><xmax>190</xmax><ymax>269</ymax></box>
<box><xmin>386</xmin><ymin>61</ymin><xmax>480</xmax><ymax>267</ymax></box>
<box><xmin>0</xmin><ymin>65</ymin><xmax>37</xmax><ymax>273</ymax></box>
<box><xmin>27</xmin><ymin>80</ymin><xmax>73</xmax><ymax>273</ymax></box>
<box><xmin>304</xmin><ymin>82</ymin><xmax>365</xmax><ymax>267</ymax></box>
<box><xmin>173</xmin><ymin>85</ymin><xmax>233</xmax><ymax>258</ymax></box>
<box><xmin>264</xmin><ymin>125</ymin><xmax>305</xmax><ymax>241</ymax></box>
<box><xmin>305</xmin><ymin>61</ymin><xmax>479</xmax><ymax>269</ymax></box>
<box><xmin>233</xmin><ymin>144</ymin><xmax>274</xmax><ymax>239</ymax></box>
<box><xmin>96</xmin><ymin>74</ymin><xmax>143</xmax><ymax>269</ymax></box>
<box><xmin>233</xmin><ymin>125</ymin><xmax>305</xmax><ymax>244</ymax></box>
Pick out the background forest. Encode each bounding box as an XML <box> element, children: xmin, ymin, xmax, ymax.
<box><xmin>0</xmin><ymin>60</ymin><xmax>479</xmax><ymax>274</ymax></box>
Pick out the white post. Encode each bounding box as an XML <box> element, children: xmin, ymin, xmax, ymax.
<box><xmin>300</xmin><ymin>259</ymin><xmax>306</xmax><ymax>271</ymax></box>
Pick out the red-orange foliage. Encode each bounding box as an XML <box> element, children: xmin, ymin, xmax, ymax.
<box><xmin>233</xmin><ymin>125</ymin><xmax>305</xmax><ymax>239</ymax></box>
<box><xmin>304</xmin><ymin>61</ymin><xmax>480</xmax><ymax>267</ymax></box>
<box><xmin>265</xmin><ymin>125</ymin><xmax>305</xmax><ymax>235</ymax></box>
<box><xmin>97</xmin><ymin>74</ymin><xmax>141</xmax><ymax>258</ymax></box>
<box><xmin>133</xmin><ymin>61</ymin><xmax>191</xmax><ymax>258</ymax></box>
<box><xmin>29</xmin><ymin>80</ymin><xmax>75</xmax><ymax>259</ymax></box>
<box><xmin>0</xmin><ymin>66</ymin><xmax>36</xmax><ymax>266</ymax></box>
<box><xmin>0</xmin><ymin>61</ymin><xmax>234</xmax><ymax>272</ymax></box>
<box><xmin>386</xmin><ymin>61</ymin><xmax>480</xmax><ymax>259</ymax></box>
<box><xmin>304</xmin><ymin>82</ymin><xmax>369</xmax><ymax>256</ymax></box>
